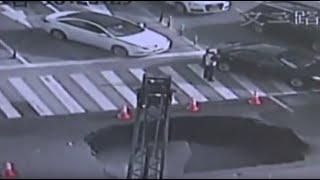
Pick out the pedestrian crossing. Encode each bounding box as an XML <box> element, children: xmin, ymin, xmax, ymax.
<box><xmin>0</xmin><ymin>63</ymin><xmax>310</xmax><ymax>119</ymax></box>
<box><xmin>0</xmin><ymin>89</ymin><xmax>21</xmax><ymax>119</ymax></box>
<box><xmin>8</xmin><ymin>77</ymin><xmax>54</xmax><ymax>116</ymax></box>
<box><xmin>159</xmin><ymin>66</ymin><xmax>208</xmax><ymax>103</ymax></box>
<box><xmin>40</xmin><ymin>75</ymin><xmax>85</xmax><ymax>114</ymax></box>
<box><xmin>101</xmin><ymin>71</ymin><xmax>137</xmax><ymax>108</ymax></box>
<box><xmin>188</xmin><ymin>64</ymin><xmax>238</xmax><ymax>100</ymax></box>
<box><xmin>70</xmin><ymin>73</ymin><xmax>117</xmax><ymax>111</ymax></box>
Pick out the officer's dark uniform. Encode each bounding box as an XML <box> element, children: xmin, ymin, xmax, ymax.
<box><xmin>203</xmin><ymin>50</ymin><xmax>213</xmax><ymax>79</ymax></box>
<box><xmin>207</xmin><ymin>56</ymin><xmax>218</xmax><ymax>81</ymax></box>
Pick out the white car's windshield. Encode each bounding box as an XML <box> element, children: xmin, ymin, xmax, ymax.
<box><xmin>63</xmin><ymin>12</ymin><xmax>144</xmax><ymax>37</ymax></box>
<box><xmin>107</xmin><ymin>22</ymin><xmax>144</xmax><ymax>37</ymax></box>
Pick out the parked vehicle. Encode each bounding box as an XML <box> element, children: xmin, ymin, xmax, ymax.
<box><xmin>42</xmin><ymin>11</ymin><xmax>172</xmax><ymax>57</ymax></box>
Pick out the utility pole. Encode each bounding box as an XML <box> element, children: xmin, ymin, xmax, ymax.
<box><xmin>126</xmin><ymin>73</ymin><xmax>173</xmax><ymax>179</ymax></box>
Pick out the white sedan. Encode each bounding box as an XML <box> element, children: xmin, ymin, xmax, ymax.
<box><xmin>166</xmin><ymin>1</ymin><xmax>231</xmax><ymax>14</ymax></box>
<box><xmin>42</xmin><ymin>11</ymin><xmax>172</xmax><ymax>57</ymax></box>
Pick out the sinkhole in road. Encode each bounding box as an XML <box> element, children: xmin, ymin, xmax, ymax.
<box><xmin>85</xmin><ymin>116</ymin><xmax>309</xmax><ymax>177</ymax></box>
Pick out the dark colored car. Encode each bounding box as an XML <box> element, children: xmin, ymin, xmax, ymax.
<box><xmin>216</xmin><ymin>42</ymin><xmax>320</xmax><ymax>87</ymax></box>
<box><xmin>240</xmin><ymin>1</ymin><xmax>320</xmax><ymax>52</ymax></box>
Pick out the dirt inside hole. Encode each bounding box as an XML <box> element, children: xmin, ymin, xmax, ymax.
<box><xmin>85</xmin><ymin>116</ymin><xmax>309</xmax><ymax>175</ymax></box>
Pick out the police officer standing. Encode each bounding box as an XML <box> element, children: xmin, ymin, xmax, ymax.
<box><xmin>202</xmin><ymin>48</ymin><xmax>213</xmax><ymax>79</ymax></box>
<box><xmin>203</xmin><ymin>48</ymin><xmax>219</xmax><ymax>81</ymax></box>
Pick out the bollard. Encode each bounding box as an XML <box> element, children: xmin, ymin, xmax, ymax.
<box><xmin>159</xmin><ymin>11</ymin><xmax>168</xmax><ymax>26</ymax></box>
<box><xmin>179</xmin><ymin>24</ymin><xmax>185</xmax><ymax>36</ymax></box>
<box><xmin>159</xmin><ymin>10</ymin><xmax>164</xmax><ymax>23</ymax></box>
<box><xmin>167</xmin><ymin>15</ymin><xmax>173</xmax><ymax>29</ymax></box>
<box><xmin>193</xmin><ymin>34</ymin><xmax>198</xmax><ymax>45</ymax></box>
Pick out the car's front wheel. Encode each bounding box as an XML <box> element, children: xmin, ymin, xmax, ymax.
<box><xmin>218</xmin><ymin>62</ymin><xmax>231</xmax><ymax>72</ymax></box>
<box><xmin>290</xmin><ymin>78</ymin><xmax>304</xmax><ymax>88</ymax></box>
<box><xmin>50</xmin><ymin>29</ymin><xmax>67</xmax><ymax>40</ymax></box>
<box><xmin>111</xmin><ymin>46</ymin><xmax>128</xmax><ymax>57</ymax></box>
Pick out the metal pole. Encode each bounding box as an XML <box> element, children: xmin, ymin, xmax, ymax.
<box><xmin>167</xmin><ymin>16</ymin><xmax>173</xmax><ymax>29</ymax></box>
<box><xmin>179</xmin><ymin>24</ymin><xmax>185</xmax><ymax>36</ymax></box>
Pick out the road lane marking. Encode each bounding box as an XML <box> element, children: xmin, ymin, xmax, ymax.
<box><xmin>101</xmin><ymin>71</ymin><xmax>137</xmax><ymax>108</ymax></box>
<box><xmin>0</xmin><ymin>4</ymin><xmax>32</xmax><ymax>28</ymax></box>
<box><xmin>268</xmin><ymin>95</ymin><xmax>294</xmax><ymax>113</ymax></box>
<box><xmin>270</xmin><ymin>79</ymin><xmax>297</xmax><ymax>95</ymax></box>
<box><xmin>70</xmin><ymin>73</ymin><xmax>117</xmax><ymax>111</ymax></box>
<box><xmin>0</xmin><ymin>50</ymin><xmax>205</xmax><ymax>70</ymax></box>
<box><xmin>9</xmin><ymin>77</ymin><xmax>54</xmax><ymax>116</ymax></box>
<box><xmin>0</xmin><ymin>90</ymin><xmax>21</xmax><ymax>119</ymax></box>
<box><xmin>159</xmin><ymin>66</ymin><xmax>208</xmax><ymax>102</ymax></box>
<box><xmin>129</xmin><ymin>68</ymin><xmax>145</xmax><ymax>82</ymax></box>
<box><xmin>129</xmin><ymin>68</ymin><xmax>179</xmax><ymax>105</ymax></box>
<box><xmin>40</xmin><ymin>75</ymin><xmax>85</xmax><ymax>114</ymax></box>
<box><xmin>0</xmin><ymin>39</ymin><xmax>29</xmax><ymax>65</ymax></box>
<box><xmin>230</xmin><ymin>73</ymin><xmax>267</xmax><ymax>97</ymax></box>
<box><xmin>187</xmin><ymin>64</ymin><xmax>239</xmax><ymax>100</ymax></box>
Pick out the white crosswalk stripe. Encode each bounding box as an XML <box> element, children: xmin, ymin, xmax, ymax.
<box><xmin>159</xmin><ymin>66</ymin><xmax>208</xmax><ymax>102</ymax></box>
<box><xmin>129</xmin><ymin>68</ymin><xmax>179</xmax><ymax>105</ymax></box>
<box><xmin>230</xmin><ymin>73</ymin><xmax>267</xmax><ymax>96</ymax></box>
<box><xmin>40</xmin><ymin>75</ymin><xmax>86</xmax><ymax>114</ymax></box>
<box><xmin>9</xmin><ymin>77</ymin><xmax>54</xmax><ymax>116</ymax></box>
<box><xmin>0</xmin><ymin>90</ymin><xmax>21</xmax><ymax>119</ymax></box>
<box><xmin>187</xmin><ymin>64</ymin><xmax>239</xmax><ymax>100</ymax></box>
<box><xmin>101</xmin><ymin>71</ymin><xmax>137</xmax><ymax>108</ymax></box>
<box><xmin>70</xmin><ymin>73</ymin><xmax>117</xmax><ymax>111</ymax></box>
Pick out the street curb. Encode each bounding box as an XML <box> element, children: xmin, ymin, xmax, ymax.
<box><xmin>0</xmin><ymin>50</ymin><xmax>205</xmax><ymax>70</ymax></box>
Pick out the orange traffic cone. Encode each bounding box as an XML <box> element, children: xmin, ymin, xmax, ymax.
<box><xmin>187</xmin><ymin>98</ymin><xmax>200</xmax><ymax>112</ymax></box>
<box><xmin>248</xmin><ymin>91</ymin><xmax>262</xmax><ymax>105</ymax></box>
<box><xmin>3</xmin><ymin>162</ymin><xmax>18</xmax><ymax>179</ymax></box>
<box><xmin>117</xmin><ymin>105</ymin><xmax>132</xmax><ymax>121</ymax></box>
